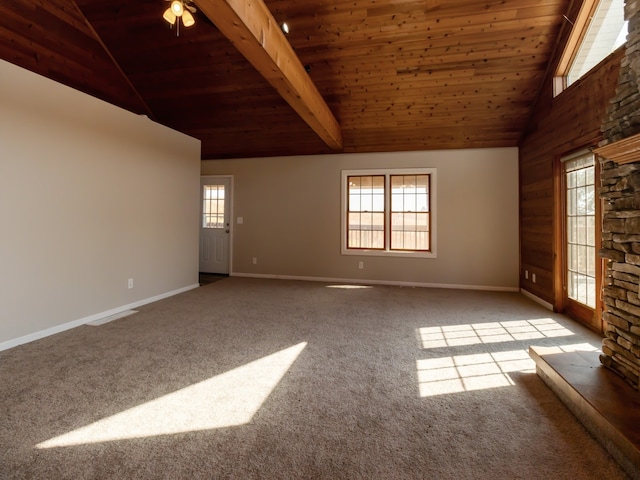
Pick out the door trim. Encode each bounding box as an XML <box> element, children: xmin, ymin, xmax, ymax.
<box><xmin>200</xmin><ymin>175</ymin><xmax>234</xmax><ymax>275</ymax></box>
<box><xmin>553</xmin><ymin>150</ymin><xmax>603</xmax><ymax>333</ymax></box>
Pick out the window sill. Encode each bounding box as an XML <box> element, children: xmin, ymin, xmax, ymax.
<box><xmin>341</xmin><ymin>248</ymin><xmax>437</xmax><ymax>259</ymax></box>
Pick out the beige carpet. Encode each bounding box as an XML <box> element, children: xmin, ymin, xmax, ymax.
<box><xmin>0</xmin><ymin>277</ymin><xmax>629</xmax><ymax>479</ymax></box>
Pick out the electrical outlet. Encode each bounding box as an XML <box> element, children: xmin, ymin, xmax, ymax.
<box><xmin>532</xmin><ymin>273</ymin><xmax>536</xmax><ymax>283</ymax></box>
<box><xmin>358</xmin><ymin>261</ymin><xmax>364</xmax><ymax>269</ymax></box>
<box><xmin>253</xmin><ymin>257</ymin><xmax>257</xmax><ymax>265</ymax></box>
<box><xmin>128</xmin><ymin>278</ymin><xmax>134</xmax><ymax>289</ymax></box>
<box><xmin>525</xmin><ymin>270</ymin><xmax>529</xmax><ymax>280</ymax></box>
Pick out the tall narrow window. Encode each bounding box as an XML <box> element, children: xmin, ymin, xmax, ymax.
<box><xmin>565</xmin><ymin>153</ymin><xmax>596</xmax><ymax>307</ymax></box>
<box><xmin>391</xmin><ymin>174</ymin><xmax>430</xmax><ymax>251</ymax></box>
<box><xmin>342</xmin><ymin>168</ymin><xmax>436</xmax><ymax>258</ymax></box>
<box><xmin>347</xmin><ymin>175</ymin><xmax>385</xmax><ymax>249</ymax></box>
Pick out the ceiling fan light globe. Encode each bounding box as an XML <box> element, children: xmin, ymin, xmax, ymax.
<box><xmin>171</xmin><ymin>0</ymin><xmax>184</xmax><ymax>16</ymax></box>
<box><xmin>182</xmin><ymin>10</ymin><xmax>195</xmax><ymax>27</ymax></box>
<box><xmin>163</xmin><ymin>8</ymin><xmax>177</xmax><ymax>25</ymax></box>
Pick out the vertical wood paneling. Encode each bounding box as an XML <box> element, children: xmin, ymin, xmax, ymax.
<box><xmin>519</xmin><ymin>48</ymin><xmax>623</xmax><ymax>305</ymax></box>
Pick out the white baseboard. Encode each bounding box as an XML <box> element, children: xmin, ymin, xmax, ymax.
<box><xmin>0</xmin><ymin>283</ymin><xmax>200</xmax><ymax>353</ymax></box>
<box><xmin>86</xmin><ymin>309</ymin><xmax>138</xmax><ymax>326</ymax></box>
<box><xmin>231</xmin><ymin>272</ymin><xmax>519</xmax><ymax>292</ymax></box>
<box><xmin>520</xmin><ymin>288</ymin><xmax>554</xmax><ymax>310</ymax></box>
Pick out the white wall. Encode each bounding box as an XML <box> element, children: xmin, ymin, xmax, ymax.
<box><xmin>0</xmin><ymin>60</ymin><xmax>201</xmax><ymax>349</ymax></box>
<box><xmin>202</xmin><ymin>147</ymin><xmax>519</xmax><ymax>290</ymax></box>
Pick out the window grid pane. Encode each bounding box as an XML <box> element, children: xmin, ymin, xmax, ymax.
<box><xmin>565</xmin><ymin>155</ymin><xmax>596</xmax><ymax>308</ymax></box>
<box><xmin>347</xmin><ymin>175</ymin><xmax>385</xmax><ymax>250</ymax></box>
<box><xmin>344</xmin><ymin>171</ymin><xmax>433</xmax><ymax>255</ymax></box>
<box><xmin>203</xmin><ymin>185</ymin><xmax>225</xmax><ymax>229</ymax></box>
<box><xmin>390</xmin><ymin>175</ymin><xmax>430</xmax><ymax>252</ymax></box>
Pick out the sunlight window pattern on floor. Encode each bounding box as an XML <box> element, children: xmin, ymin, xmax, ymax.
<box><xmin>416</xmin><ymin>343</ymin><xmax>598</xmax><ymax>398</ymax></box>
<box><xmin>415</xmin><ymin>316</ymin><xmax>598</xmax><ymax>397</ymax></box>
<box><xmin>417</xmin><ymin>318</ymin><xmax>573</xmax><ymax>349</ymax></box>
<box><xmin>417</xmin><ymin>350</ymin><xmax>533</xmax><ymax>397</ymax></box>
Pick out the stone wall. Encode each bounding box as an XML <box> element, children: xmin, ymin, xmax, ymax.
<box><xmin>598</xmin><ymin>0</ymin><xmax>640</xmax><ymax>391</ymax></box>
<box><xmin>599</xmin><ymin>161</ymin><xmax>640</xmax><ymax>390</ymax></box>
<box><xmin>601</xmin><ymin>0</ymin><xmax>640</xmax><ymax>142</ymax></box>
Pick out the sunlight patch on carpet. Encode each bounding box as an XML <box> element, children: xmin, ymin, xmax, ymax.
<box><xmin>417</xmin><ymin>318</ymin><xmax>574</xmax><ymax>349</ymax></box>
<box><xmin>417</xmin><ymin>350</ymin><xmax>532</xmax><ymax>396</ymax></box>
<box><xmin>416</xmin><ymin>343</ymin><xmax>599</xmax><ymax>397</ymax></box>
<box><xmin>36</xmin><ymin>342</ymin><xmax>307</xmax><ymax>448</ymax></box>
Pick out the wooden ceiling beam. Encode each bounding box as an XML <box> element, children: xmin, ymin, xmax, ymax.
<box><xmin>194</xmin><ymin>0</ymin><xmax>343</xmax><ymax>150</ymax></box>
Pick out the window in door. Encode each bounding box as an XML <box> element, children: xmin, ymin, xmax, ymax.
<box><xmin>203</xmin><ymin>184</ymin><xmax>225</xmax><ymax>229</ymax></box>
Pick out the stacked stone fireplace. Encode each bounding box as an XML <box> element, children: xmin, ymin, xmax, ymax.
<box><xmin>596</xmin><ymin>0</ymin><xmax>640</xmax><ymax>391</ymax></box>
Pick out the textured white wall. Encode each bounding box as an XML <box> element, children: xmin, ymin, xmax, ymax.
<box><xmin>0</xmin><ymin>60</ymin><xmax>201</xmax><ymax>348</ymax></box>
<box><xmin>202</xmin><ymin>147</ymin><xmax>519</xmax><ymax>290</ymax></box>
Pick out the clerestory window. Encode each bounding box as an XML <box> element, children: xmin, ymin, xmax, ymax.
<box><xmin>554</xmin><ymin>0</ymin><xmax>627</xmax><ymax>96</ymax></box>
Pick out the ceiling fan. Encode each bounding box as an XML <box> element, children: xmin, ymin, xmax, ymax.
<box><xmin>163</xmin><ymin>0</ymin><xmax>197</xmax><ymax>35</ymax></box>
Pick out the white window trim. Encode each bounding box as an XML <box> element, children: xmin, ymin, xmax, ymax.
<box><xmin>341</xmin><ymin>168</ymin><xmax>437</xmax><ymax>259</ymax></box>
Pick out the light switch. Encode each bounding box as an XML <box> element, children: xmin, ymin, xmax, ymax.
<box><xmin>237</xmin><ymin>217</ymin><xmax>243</xmax><ymax>224</ymax></box>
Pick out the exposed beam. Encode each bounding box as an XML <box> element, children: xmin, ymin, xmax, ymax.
<box><xmin>194</xmin><ymin>0</ymin><xmax>343</xmax><ymax>150</ymax></box>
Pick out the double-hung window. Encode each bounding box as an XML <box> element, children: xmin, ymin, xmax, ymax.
<box><xmin>341</xmin><ymin>168</ymin><xmax>436</xmax><ymax>258</ymax></box>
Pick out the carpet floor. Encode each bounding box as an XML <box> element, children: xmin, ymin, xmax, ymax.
<box><xmin>0</xmin><ymin>277</ymin><xmax>629</xmax><ymax>479</ymax></box>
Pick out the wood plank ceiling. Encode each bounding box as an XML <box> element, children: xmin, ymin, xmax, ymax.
<box><xmin>0</xmin><ymin>0</ymin><xmax>572</xmax><ymax>159</ymax></box>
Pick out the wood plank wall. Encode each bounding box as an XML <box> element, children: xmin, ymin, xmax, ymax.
<box><xmin>519</xmin><ymin>48</ymin><xmax>623</xmax><ymax>306</ymax></box>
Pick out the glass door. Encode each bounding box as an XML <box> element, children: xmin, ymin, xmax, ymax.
<box><xmin>561</xmin><ymin>150</ymin><xmax>602</xmax><ymax>331</ymax></box>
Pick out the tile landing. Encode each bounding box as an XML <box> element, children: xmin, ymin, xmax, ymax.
<box><xmin>530</xmin><ymin>346</ymin><xmax>640</xmax><ymax>480</ymax></box>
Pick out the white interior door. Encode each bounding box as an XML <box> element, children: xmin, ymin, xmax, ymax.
<box><xmin>200</xmin><ymin>176</ymin><xmax>231</xmax><ymax>274</ymax></box>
